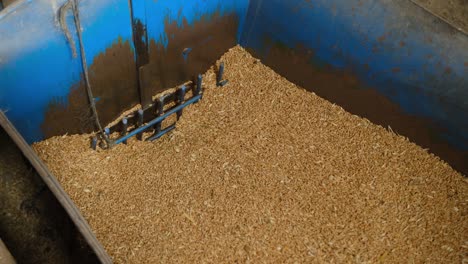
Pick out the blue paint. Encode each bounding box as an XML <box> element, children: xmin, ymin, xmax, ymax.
<box><xmin>78</xmin><ymin>0</ymin><xmax>135</xmax><ymax>65</ymax></box>
<box><xmin>144</xmin><ymin>0</ymin><xmax>249</xmax><ymax>49</ymax></box>
<box><xmin>241</xmin><ymin>0</ymin><xmax>468</xmax><ymax>150</ymax></box>
<box><xmin>0</xmin><ymin>0</ymin><xmax>135</xmax><ymax>143</ymax></box>
<box><xmin>0</xmin><ymin>0</ymin><xmax>82</xmax><ymax>143</ymax></box>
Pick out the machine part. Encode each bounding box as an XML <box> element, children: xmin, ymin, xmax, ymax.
<box><xmin>98</xmin><ymin>76</ymin><xmax>203</xmax><ymax>147</ymax></box>
<box><xmin>90</xmin><ymin>136</ymin><xmax>98</xmax><ymax>150</ymax></box>
<box><xmin>182</xmin><ymin>48</ymin><xmax>193</xmax><ymax>62</ymax></box>
<box><xmin>153</xmin><ymin>96</ymin><xmax>165</xmax><ymax>136</ymax></box>
<box><xmin>216</xmin><ymin>62</ymin><xmax>229</xmax><ymax>87</ymax></box>
<box><xmin>196</xmin><ymin>74</ymin><xmax>203</xmax><ymax>96</ymax></box>
<box><xmin>121</xmin><ymin>118</ymin><xmax>128</xmax><ymax>144</ymax></box>
<box><xmin>136</xmin><ymin>109</ymin><xmax>144</xmax><ymax>141</ymax></box>
<box><xmin>114</xmin><ymin>93</ymin><xmax>202</xmax><ymax>145</ymax></box>
<box><xmin>147</xmin><ymin>124</ymin><xmax>176</xmax><ymax>142</ymax></box>
<box><xmin>176</xmin><ymin>85</ymin><xmax>188</xmax><ymax>120</ymax></box>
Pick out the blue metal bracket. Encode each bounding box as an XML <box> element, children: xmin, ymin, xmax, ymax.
<box><xmin>92</xmin><ymin>75</ymin><xmax>203</xmax><ymax>149</ymax></box>
<box><xmin>114</xmin><ymin>93</ymin><xmax>201</xmax><ymax>145</ymax></box>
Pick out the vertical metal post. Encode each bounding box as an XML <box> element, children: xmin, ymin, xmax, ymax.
<box><xmin>176</xmin><ymin>85</ymin><xmax>187</xmax><ymax>120</ymax></box>
<box><xmin>216</xmin><ymin>63</ymin><xmax>228</xmax><ymax>87</ymax></box>
<box><xmin>196</xmin><ymin>74</ymin><xmax>202</xmax><ymax>96</ymax></box>
<box><xmin>91</xmin><ymin>136</ymin><xmax>98</xmax><ymax>150</ymax></box>
<box><xmin>121</xmin><ymin>118</ymin><xmax>128</xmax><ymax>144</ymax></box>
<box><xmin>217</xmin><ymin>62</ymin><xmax>224</xmax><ymax>86</ymax></box>
<box><xmin>104</xmin><ymin>128</ymin><xmax>110</xmax><ymax>137</ymax></box>
<box><xmin>154</xmin><ymin>97</ymin><xmax>164</xmax><ymax>135</ymax></box>
<box><xmin>137</xmin><ymin>109</ymin><xmax>144</xmax><ymax>141</ymax></box>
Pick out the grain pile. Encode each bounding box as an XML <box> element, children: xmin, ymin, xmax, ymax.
<box><xmin>33</xmin><ymin>46</ymin><xmax>467</xmax><ymax>263</ymax></box>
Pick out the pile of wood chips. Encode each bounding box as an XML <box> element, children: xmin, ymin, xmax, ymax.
<box><xmin>33</xmin><ymin>46</ymin><xmax>467</xmax><ymax>263</ymax></box>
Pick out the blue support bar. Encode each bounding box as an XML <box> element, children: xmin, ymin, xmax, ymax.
<box><xmin>147</xmin><ymin>124</ymin><xmax>176</xmax><ymax>142</ymax></box>
<box><xmin>114</xmin><ymin>94</ymin><xmax>201</xmax><ymax>145</ymax></box>
<box><xmin>104</xmin><ymin>127</ymin><xmax>110</xmax><ymax>137</ymax></box>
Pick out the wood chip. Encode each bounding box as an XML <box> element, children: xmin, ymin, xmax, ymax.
<box><xmin>33</xmin><ymin>46</ymin><xmax>467</xmax><ymax>263</ymax></box>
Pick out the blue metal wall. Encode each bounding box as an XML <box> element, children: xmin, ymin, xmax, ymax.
<box><xmin>0</xmin><ymin>0</ymin><xmax>136</xmax><ymax>143</ymax></box>
<box><xmin>1</xmin><ymin>0</ymin><xmax>79</xmax><ymax>143</ymax></box>
<box><xmin>0</xmin><ymin>0</ymin><xmax>248</xmax><ymax>143</ymax></box>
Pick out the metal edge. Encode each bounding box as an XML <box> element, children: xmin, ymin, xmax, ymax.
<box><xmin>0</xmin><ymin>111</ymin><xmax>113</xmax><ymax>264</ymax></box>
<box><xmin>408</xmin><ymin>0</ymin><xmax>468</xmax><ymax>36</ymax></box>
<box><xmin>0</xmin><ymin>0</ymin><xmax>32</xmax><ymax>20</ymax></box>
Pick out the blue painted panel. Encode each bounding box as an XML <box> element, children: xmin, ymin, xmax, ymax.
<box><xmin>0</xmin><ymin>0</ymin><xmax>83</xmax><ymax>143</ymax></box>
<box><xmin>241</xmin><ymin>0</ymin><xmax>468</xmax><ymax>150</ymax></box>
<box><xmin>0</xmin><ymin>0</ymin><xmax>137</xmax><ymax>143</ymax></box>
<box><xmin>144</xmin><ymin>0</ymin><xmax>249</xmax><ymax>47</ymax></box>
<box><xmin>79</xmin><ymin>0</ymin><xmax>135</xmax><ymax>65</ymax></box>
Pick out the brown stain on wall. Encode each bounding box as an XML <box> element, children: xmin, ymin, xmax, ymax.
<box><xmin>41</xmin><ymin>84</ymin><xmax>93</xmax><ymax>137</ymax></box>
<box><xmin>249</xmin><ymin>43</ymin><xmax>468</xmax><ymax>175</ymax></box>
<box><xmin>42</xmin><ymin>39</ymin><xmax>139</xmax><ymax>138</ymax></box>
<box><xmin>88</xmin><ymin>39</ymin><xmax>139</xmax><ymax>125</ymax></box>
<box><xmin>139</xmin><ymin>12</ymin><xmax>238</xmax><ymax>106</ymax></box>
